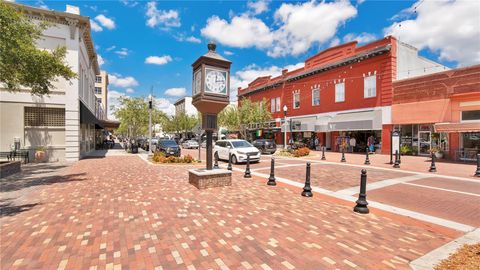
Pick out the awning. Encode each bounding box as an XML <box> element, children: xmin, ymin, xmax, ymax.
<box><xmin>80</xmin><ymin>101</ymin><xmax>104</xmax><ymax>129</ymax></box>
<box><xmin>328</xmin><ymin>110</ymin><xmax>382</xmax><ymax>131</ymax></box>
<box><xmin>434</xmin><ymin>122</ymin><xmax>480</xmax><ymax>133</ymax></box>
<box><xmin>281</xmin><ymin>116</ymin><xmax>316</xmax><ymax>132</ymax></box>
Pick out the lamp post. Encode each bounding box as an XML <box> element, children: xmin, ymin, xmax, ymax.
<box><xmin>283</xmin><ymin>105</ymin><xmax>288</xmax><ymax>149</ymax></box>
<box><xmin>148</xmin><ymin>93</ymin><xmax>153</xmax><ymax>157</ymax></box>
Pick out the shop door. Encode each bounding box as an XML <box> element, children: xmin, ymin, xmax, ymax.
<box><xmin>419</xmin><ymin>131</ymin><xmax>431</xmax><ymax>155</ymax></box>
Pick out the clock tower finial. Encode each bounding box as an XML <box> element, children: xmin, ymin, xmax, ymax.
<box><xmin>207</xmin><ymin>41</ymin><xmax>216</xmax><ymax>52</ymax></box>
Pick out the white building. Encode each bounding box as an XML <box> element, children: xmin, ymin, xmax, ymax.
<box><xmin>174</xmin><ymin>96</ymin><xmax>198</xmax><ymax>117</ymax></box>
<box><xmin>0</xmin><ymin>3</ymin><xmax>103</xmax><ymax>162</ymax></box>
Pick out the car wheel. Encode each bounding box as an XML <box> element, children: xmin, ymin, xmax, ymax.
<box><xmin>231</xmin><ymin>155</ymin><xmax>237</xmax><ymax>164</ymax></box>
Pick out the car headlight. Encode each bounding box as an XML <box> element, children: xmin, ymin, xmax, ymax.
<box><xmin>237</xmin><ymin>151</ymin><xmax>246</xmax><ymax>155</ymax></box>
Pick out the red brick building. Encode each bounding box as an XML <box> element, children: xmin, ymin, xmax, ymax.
<box><xmin>238</xmin><ymin>36</ymin><xmax>447</xmax><ymax>154</ymax></box>
<box><xmin>392</xmin><ymin>65</ymin><xmax>480</xmax><ymax>160</ymax></box>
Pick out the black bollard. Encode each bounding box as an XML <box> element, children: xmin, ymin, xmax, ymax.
<box><xmin>267</xmin><ymin>157</ymin><xmax>276</xmax><ymax>186</ymax></box>
<box><xmin>301</xmin><ymin>162</ymin><xmax>313</xmax><ymax>197</ymax></box>
<box><xmin>213</xmin><ymin>153</ymin><xmax>220</xmax><ymax>169</ymax></box>
<box><xmin>227</xmin><ymin>153</ymin><xmax>232</xmax><ymax>171</ymax></box>
<box><xmin>364</xmin><ymin>147</ymin><xmax>370</xmax><ymax>165</ymax></box>
<box><xmin>244</xmin><ymin>154</ymin><xmax>252</xmax><ymax>178</ymax></box>
<box><xmin>341</xmin><ymin>147</ymin><xmax>346</xmax><ymax>162</ymax></box>
<box><xmin>475</xmin><ymin>154</ymin><xmax>480</xmax><ymax>177</ymax></box>
<box><xmin>353</xmin><ymin>169</ymin><xmax>369</xmax><ymax>214</ymax></box>
<box><xmin>321</xmin><ymin>146</ymin><xmax>326</xmax><ymax>160</ymax></box>
<box><xmin>393</xmin><ymin>150</ymin><xmax>400</xmax><ymax>168</ymax></box>
<box><xmin>429</xmin><ymin>153</ymin><xmax>437</xmax><ymax>172</ymax></box>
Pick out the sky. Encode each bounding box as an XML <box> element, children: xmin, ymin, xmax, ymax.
<box><xmin>15</xmin><ymin>0</ymin><xmax>480</xmax><ymax>118</ymax></box>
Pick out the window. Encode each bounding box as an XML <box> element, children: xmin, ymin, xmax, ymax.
<box><xmin>461</xmin><ymin>110</ymin><xmax>480</xmax><ymax>122</ymax></box>
<box><xmin>335</xmin><ymin>82</ymin><xmax>345</xmax><ymax>102</ymax></box>
<box><xmin>271</xmin><ymin>98</ymin><xmax>275</xmax><ymax>113</ymax></box>
<box><xmin>364</xmin><ymin>75</ymin><xmax>376</xmax><ymax>98</ymax></box>
<box><xmin>96</xmin><ymin>76</ymin><xmax>102</xmax><ymax>83</ymax></box>
<box><xmin>312</xmin><ymin>88</ymin><xmax>320</xmax><ymax>106</ymax></box>
<box><xmin>275</xmin><ymin>97</ymin><xmax>281</xmax><ymax>112</ymax></box>
<box><xmin>293</xmin><ymin>92</ymin><xmax>300</xmax><ymax>109</ymax></box>
<box><xmin>24</xmin><ymin>107</ymin><xmax>65</xmax><ymax>127</ymax></box>
<box><xmin>95</xmin><ymin>87</ymin><xmax>102</xmax><ymax>94</ymax></box>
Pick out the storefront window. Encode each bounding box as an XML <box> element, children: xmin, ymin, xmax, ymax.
<box><xmin>462</xmin><ymin>132</ymin><xmax>480</xmax><ymax>149</ymax></box>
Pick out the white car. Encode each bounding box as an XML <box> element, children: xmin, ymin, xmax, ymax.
<box><xmin>182</xmin><ymin>140</ymin><xmax>199</xmax><ymax>149</ymax></box>
<box><xmin>214</xmin><ymin>139</ymin><xmax>261</xmax><ymax>164</ymax></box>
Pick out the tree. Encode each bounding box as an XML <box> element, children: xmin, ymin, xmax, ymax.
<box><xmin>0</xmin><ymin>2</ymin><xmax>76</xmax><ymax>95</ymax></box>
<box><xmin>218</xmin><ymin>98</ymin><xmax>272</xmax><ymax>139</ymax></box>
<box><xmin>162</xmin><ymin>112</ymin><xmax>199</xmax><ymax>137</ymax></box>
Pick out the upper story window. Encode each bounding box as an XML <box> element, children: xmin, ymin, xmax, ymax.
<box><xmin>461</xmin><ymin>110</ymin><xmax>480</xmax><ymax>122</ymax></box>
<box><xmin>96</xmin><ymin>76</ymin><xmax>102</xmax><ymax>83</ymax></box>
<box><xmin>312</xmin><ymin>88</ymin><xmax>320</xmax><ymax>106</ymax></box>
<box><xmin>293</xmin><ymin>91</ymin><xmax>300</xmax><ymax>109</ymax></box>
<box><xmin>335</xmin><ymin>82</ymin><xmax>345</xmax><ymax>102</ymax></box>
<box><xmin>271</xmin><ymin>97</ymin><xmax>282</xmax><ymax>112</ymax></box>
<box><xmin>95</xmin><ymin>87</ymin><xmax>102</xmax><ymax>94</ymax></box>
<box><xmin>364</xmin><ymin>74</ymin><xmax>377</xmax><ymax>98</ymax></box>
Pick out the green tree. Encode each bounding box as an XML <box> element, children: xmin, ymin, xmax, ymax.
<box><xmin>218</xmin><ymin>98</ymin><xmax>272</xmax><ymax>139</ymax></box>
<box><xmin>0</xmin><ymin>2</ymin><xmax>76</xmax><ymax>95</ymax></box>
<box><xmin>162</xmin><ymin>112</ymin><xmax>199</xmax><ymax>137</ymax></box>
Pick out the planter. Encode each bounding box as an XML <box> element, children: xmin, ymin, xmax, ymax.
<box><xmin>35</xmin><ymin>150</ymin><xmax>45</xmax><ymax>162</ymax></box>
<box><xmin>434</xmin><ymin>152</ymin><xmax>444</xmax><ymax>159</ymax></box>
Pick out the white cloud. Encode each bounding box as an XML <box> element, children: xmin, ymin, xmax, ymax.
<box><xmin>247</xmin><ymin>0</ymin><xmax>270</xmax><ymax>15</ymax></box>
<box><xmin>121</xmin><ymin>0</ymin><xmax>138</xmax><ymax>7</ymax></box>
<box><xmin>175</xmin><ymin>35</ymin><xmax>201</xmax><ymax>43</ymax></box>
<box><xmin>115</xmin><ymin>48</ymin><xmax>129</xmax><ymax>57</ymax></box>
<box><xmin>201</xmin><ymin>15</ymin><xmax>273</xmax><ymax>49</ymax></box>
<box><xmin>125</xmin><ymin>88</ymin><xmax>135</xmax><ymax>94</ymax></box>
<box><xmin>329</xmin><ymin>37</ymin><xmax>341</xmax><ymax>47</ymax></box>
<box><xmin>90</xmin><ymin>20</ymin><xmax>103</xmax><ymax>32</ymax></box>
<box><xmin>385</xmin><ymin>0</ymin><xmax>480</xmax><ymax>66</ymax></box>
<box><xmin>343</xmin><ymin>32</ymin><xmax>377</xmax><ymax>44</ymax></box>
<box><xmin>106</xmin><ymin>45</ymin><xmax>116</xmax><ymax>52</ymax></box>
<box><xmin>107</xmin><ymin>90</ymin><xmax>127</xmax><ymax>120</ymax></box>
<box><xmin>230</xmin><ymin>62</ymin><xmax>305</xmax><ymax>102</ymax></box>
<box><xmin>146</xmin><ymin>1</ymin><xmax>181</xmax><ymax>28</ymax></box>
<box><xmin>145</xmin><ymin>55</ymin><xmax>172</xmax><ymax>65</ymax></box>
<box><xmin>154</xmin><ymin>97</ymin><xmax>176</xmax><ymax>115</ymax></box>
<box><xmin>97</xmin><ymin>54</ymin><xmax>105</xmax><ymax>66</ymax></box>
<box><xmin>164</xmin><ymin>87</ymin><xmax>187</xmax><ymax>97</ymax></box>
<box><xmin>95</xmin><ymin>14</ymin><xmax>116</xmax><ymax>30</ymax></box>
<box><xmin>201</xmin><ymin>1</ymin><xmax>357</xmax><ymax>57</ymax></box>
<box><xmin>224</xmin><ymin>50</ymin><xmax>234</xmax><ymax>56</ymax></box>
<box><xmin>109</xmin><ymin>74</ymin><xmax>139</xmax><ymax>88</ymax></box>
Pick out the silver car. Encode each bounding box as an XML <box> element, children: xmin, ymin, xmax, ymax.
<box><xmin>182</xmin><ymin>140</ymin><xmax>199</xmax><ymax>149</ymax></box>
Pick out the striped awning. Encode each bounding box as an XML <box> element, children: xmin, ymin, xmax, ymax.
<box><xmin>434</xmin><ymin>122</ymin><xmax>480</xmax><ymax>133</ymax></box>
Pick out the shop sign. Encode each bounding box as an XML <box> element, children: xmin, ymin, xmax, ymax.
<box><xmin>304</xmin><ymin>132</ymin><xmax>312</xmax><ymax>137</ymax></box>
<box><xmin>419</xmin><ymin>125</ymin><xmax>431</xmax><ymax>131</ymax></box>
<box><xmin>390</xmin><ymin>130</ymin><xmax>401</xmax><ymax>164</ymax></box>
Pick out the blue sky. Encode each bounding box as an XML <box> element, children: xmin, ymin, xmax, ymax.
<box><xmin>17</xmin><ymin>0</ymin><xmax>480</xmax><ymax>117</ymax></box>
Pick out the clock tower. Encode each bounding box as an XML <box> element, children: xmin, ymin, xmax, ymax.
<box><xmin>191</xmin><ymin>42</ymin><xmax>231</xmax><ymax>170</ymax></box>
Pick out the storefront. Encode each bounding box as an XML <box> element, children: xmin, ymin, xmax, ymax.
<box><xmin>395</xmin><ymin>124</ymin><xmax>449</xmax><ymax>156</ymax></box>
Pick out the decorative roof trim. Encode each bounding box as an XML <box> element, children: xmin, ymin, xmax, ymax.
<box><xmin>239</xmin><ymin>44</ymin><xmax>391</xmax><ymax>98</ymax></box>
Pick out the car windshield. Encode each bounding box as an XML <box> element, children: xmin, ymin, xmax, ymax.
<box><xmin>161</xmin><ymin>140</ymin><xmax>177</xmax><ymax>147</ymax></box>
<box><xmin>231</xmin><ymin>140</ymin><xmax>253</xmax><ymax>148</ymax></box>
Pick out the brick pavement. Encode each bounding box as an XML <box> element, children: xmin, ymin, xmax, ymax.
<box><xmin>0</xmin><ymin>156</ymin><xmax>460</xmax><ymax>269</ymax></box>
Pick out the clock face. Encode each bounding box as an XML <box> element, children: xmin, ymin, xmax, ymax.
<box><xmin>193</xmin><ymin>70</ymin><xmax>201</xmax><ymax>96</ymax></box>
<box><xmin>205</xmin><ymin>69</ymin><xmax>227</xmax><ymax>94</ymax></box>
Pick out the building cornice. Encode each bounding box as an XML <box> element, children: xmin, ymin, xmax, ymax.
<box><xmin>7</xmin><ymin>2</ymin><xmax>100</xmax><ymax>74</ymax></box>
<box><xmin>239</xmin><ymin>44</ymin><xmax>392</xmax><ymax>98</ymax></box>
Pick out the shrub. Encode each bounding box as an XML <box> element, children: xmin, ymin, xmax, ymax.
<box><xmin>152</xmin><ymin>151</ymin><xmax>196</xmax><ymax>164</ymax></box>
<box><xmin>293</xmin><ymin>147</ymin><xmax>310</xmax><ymax>157</ymax></box>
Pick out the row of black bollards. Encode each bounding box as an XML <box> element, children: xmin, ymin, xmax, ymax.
<box><xmin>244</xmin><ymin>154</ymin><xmax>252</xmax><ymax>178</ymax></box>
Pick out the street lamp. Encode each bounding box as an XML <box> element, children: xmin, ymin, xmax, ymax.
<box><xmin>283</xmin><ymin>105</ymin><xmax>288</xmax><ymax>149</ymax></box>
<box><xmin>148</xmin><ymin>93</ymin><xmax>153</xmax><ymax>157</ymax></box>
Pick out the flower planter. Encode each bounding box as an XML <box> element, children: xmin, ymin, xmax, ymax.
<box><xmin>35</xmin><ymin>150</ymin><xmax>45</xmax><ymax>162</ymax></box>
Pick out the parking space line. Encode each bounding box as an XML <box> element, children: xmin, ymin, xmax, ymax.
<box><xmin>401</xmin><ymin>182</ymin><xmax>480</xmax><ymax>197</ymax></box>
<box><xmin>251</xmin><ymin>163</ymin><xmax>308</xmax><ymax>172</ymax></box>
<box><xmin>336</xmin><ymin>174</ymin><xmax>429</xmax><ymax>196</ymax></box>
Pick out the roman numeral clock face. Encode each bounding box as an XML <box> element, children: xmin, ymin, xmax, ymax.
<box><xmin>205</xmin><ymin>69</ymin><xmax>227</xmax><ymax>94</ymax></box>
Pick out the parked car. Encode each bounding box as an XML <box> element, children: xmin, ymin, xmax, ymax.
<box><xmin>214</xmin><ymin>139</ymin><xmax>261</xmax><ymax>164</ymax></box>
<box><xmin>182</xmin><ymin>140</ymin><xmax>199</xmax><ymax>149</ymax></box>
<box><xmin>157</xmin><ymin>140</ymin><xmax>181</xmax><ymax>157</ymax></box>
<box><xmin>253</xmin><ymin>139</ymin><xmax>277</xmax><ymax>154</ymax></box>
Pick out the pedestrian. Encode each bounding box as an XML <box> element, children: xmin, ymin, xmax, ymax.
<box><xmin>367</xmin><ymin>135</ymin><xmax>375</xmax><ymax>153</ymax></box>
<box><xmin>349</xmin><ymin>136</ymin><xmax>356</xmax><ymax>152</ymax></box>
<box><xmin>314</xmin><ymin>136</ymin><xmax>319</xmax><ymax>150</ymax></box>
<box><xmin>289</xmin><ymin>137</ymin><xmax>294</xmax><ymax>148</ymax></box>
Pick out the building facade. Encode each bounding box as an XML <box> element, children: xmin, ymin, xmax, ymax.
<box><xmin>0</xmin><ymin>3</ymin><xmax>103</xmax><ymax>162</ymax></box>
<box><xmin>238</xmin><ymin>36</ymin><xmax>448</xmax><ymax>154</ymax></box>
<box><xmin>174</xmin><ymin>96</ymin><xmax>198</xmax><ymax>117</ymax></box>
<box><xmin>392</xmin><ymin>65</ymin><xmax>480</xmax><ymax>160</ymax></box>
<box><xmin>94</xmin><ymin>71</ymin><xmax>108</xmax><ymax>120</ymax></box>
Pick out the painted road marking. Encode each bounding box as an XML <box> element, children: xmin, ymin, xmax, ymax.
<box><xmin>402</xmin><ymin>182</ymin><xmax>480</xmax><ymax>197</ymax></box>
<box><xmin>336</xmin><ymin>174</ymin><xmax>429</xmax><ymax>196</ymax></box>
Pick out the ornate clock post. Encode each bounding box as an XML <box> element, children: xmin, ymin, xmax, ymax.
<box><xmin>191</xmin><ymin>42</ymin><xmax>231</xmax><ymax>170</ymax></box>
<box><xmin>188</xmin><ymin>42</ymin><xmax>232</xmax><ymax>189</ymax></box>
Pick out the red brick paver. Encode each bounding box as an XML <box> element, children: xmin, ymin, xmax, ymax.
<box><xmin>1</xmin><ymin>156</ymin><xmax>459</xmax><ymax>269</ymax></box>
